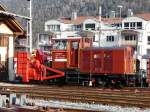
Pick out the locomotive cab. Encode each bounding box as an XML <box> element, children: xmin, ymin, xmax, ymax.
<box><xmin>51</xmin><ymin>37</ymin><xmax>92</xmax><ymax>69</ymax></box>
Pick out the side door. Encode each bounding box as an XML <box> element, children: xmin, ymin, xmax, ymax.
<box><xmin>67</xmin><ymin>40</ymin><xmax>80</xmax><ymax>68</ymax></box>
<box><xmin>104</xmin><ymin>50</ymin><xmax>113</xmax><ymax>73</ymax></box>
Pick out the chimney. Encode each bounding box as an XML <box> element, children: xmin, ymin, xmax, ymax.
<box><xmin>109</xmin><ymin>11</ymin><xmax>116</xmax><ymax>18</ymax></box>
<box><xmin>71</xmin><ymin>11</ymin><xmax>77</xmax><ymax>20</ymax></box>
<box><xmin>127</xmin><ymin>9</ymin><xmax>133</xmax><ymax>16</ymax></box>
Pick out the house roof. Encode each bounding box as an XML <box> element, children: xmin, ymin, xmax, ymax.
<box><xmin>0</xmin><ymin>4</ymin><xmax>25</xmax><ymax>36</ymax></box>
<box><xmin>59</xmin><ymin>18</ymin><xmax>72</xmax><ymax>24</ymax></box>
<box><xmin>102</xmin><ymin>17</ymin><xmax>123</xmax><ymax>24</ymax></box>
<box><xmin>53</xmin><ymin>13</ymin><xmax>150</xmax><ymax>26</ymax></box>
<box><xmin>60</xmin><ymin>16</ymin><xmax>123</xmax><ymax>25</ymax></box>
<box><xmin>135</xmin><ymin>13</ymin><xmax>150</xmax><ymax>21</ymax></box>
<box><xmin>72</xmin><ymin>16</ymin><xmax>96</xmax><ymax>25</ymax></box>
<box><xmin>60</xmin><ymin>16</ymin><xmax>96</xmax><ymax>25</ymax></box>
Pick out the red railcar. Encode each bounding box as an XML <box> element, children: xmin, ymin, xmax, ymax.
<box><xmin>13</xmin><ymin>33</ymin><xmax>150</xmax><ymax>87</ymax></box>
<box><xmin>15</xmin><ymin>50</ymin><xmax>64</xmax><ymax>83</ymax></box>
<box><xmin>51</xmin><ymin>37</ymin><xmax>140</xmax><ymax>86</ymax></box>
<box><xmin>14</xmin><ymin>36</ymin><xmax>149</xmax><ymax>87</ymax></box>
<box><xmin>80</xmin><ymin>47</ymin><xmax>136</xmax><ymax>75</ymax></box>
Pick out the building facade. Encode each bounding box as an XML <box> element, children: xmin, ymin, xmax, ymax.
<box><xmin>45</xmin><ymin>13</ymin><xmax>150</xmax><ymax>71</ymax></box>
<box><xmin>45</xmin><ymin>19</ymin><xmax>79</xmax><ymax>39</ymax></box>
<box><xmin>120</xmin><ymin>14</ymin><xmax>150</xmax><ymax>70</ymax></box>
<box><xmin>44</xmin><ymin>15</ymin><xmax>120</xmax><ymax>47</ymax></box>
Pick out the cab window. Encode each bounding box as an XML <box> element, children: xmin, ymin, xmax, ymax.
<box><xmin>53</xmin><ymin>40</ymin><xmax>67</xmax><ymax>50</ymax></box>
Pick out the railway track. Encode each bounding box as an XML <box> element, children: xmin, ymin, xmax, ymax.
<box><xmin>1</xmin><ymin>85</ymin><xmax>150</xmax><ymax>94</ymax></box>
<box><xmin>1</xmin><ymin>85</ymin><xmax>150</xmax><ymax>109</ymax></box>
<box><xmin>0</xmin><ymin>106</ymin><xmax>100</xmax><ymax>112</ymax></box>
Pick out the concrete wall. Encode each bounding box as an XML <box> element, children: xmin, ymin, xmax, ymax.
<box><xmin>0</xmin><ymin>22</ymin><xmax>15</xmax><ymax>81</ymax></box>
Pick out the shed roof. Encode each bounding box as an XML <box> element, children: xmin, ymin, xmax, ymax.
<box><xmin>0</xmin><ymin>4</ymin><xmax>25</xmax><ymax>36</ymax></box>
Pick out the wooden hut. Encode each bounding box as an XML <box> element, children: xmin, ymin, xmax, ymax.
<box><xmin>0</xmin><ymin>4</ymin><xmax>25</xmax><ymax>81</ymax></box>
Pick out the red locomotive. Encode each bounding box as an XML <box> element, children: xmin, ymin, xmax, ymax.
<box><xmin>14</xmin><ymin>36</ymin><xmax>149</xmax><ymax>87</ymax></box>
<box><xmin>51</xmin><ymin>37</ymin><xmax>148</xmax><ymax>87</ymax></box>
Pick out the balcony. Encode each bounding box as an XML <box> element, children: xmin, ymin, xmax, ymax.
<box><xmin>120</xmin><ymin>40</ymin><xmax>137</xmax><ymax>46</ymax></box>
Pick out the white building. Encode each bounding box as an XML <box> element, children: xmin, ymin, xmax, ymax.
<box><xmin>120</xmin><ymin>13</ymin><xmax>150</xmax><ymax>71</ymax></box>
<box><xmin>44</xmin><ymin>15</ymin><xmax>120</xmax><ymax>47</ymax></box>
<box><xmin>82</xmin><ymin>17</ymin><xmax>121</xmax><ymax>47</ymax></box>
<box><xmin>45</xmin><ymin>18</ymin><xmax>79</xmax><ymax>39</ymax></box>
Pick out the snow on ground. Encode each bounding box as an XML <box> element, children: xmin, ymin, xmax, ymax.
<box><xmin>0</xmin><ymin>82</ymin><xmax>35</xmax><ymax>87</ymax></box>
<box><xmin>27</xmin><ymin>99</ymin><xmax>150</xmax><ymax>112</ymax></box>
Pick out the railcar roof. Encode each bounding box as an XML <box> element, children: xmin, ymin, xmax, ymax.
<box><xmin>83</xmin><ymin>46</ymin><xmax>132</xmax><ymax>50</ymax></box>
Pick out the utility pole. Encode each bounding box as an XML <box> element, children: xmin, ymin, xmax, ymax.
<box><xmin>117</xmin><ymin>5</ymin><xmax>123</xmax><ymax>46</ymax></box>
<box><xmin>89</xmin><ymin>6</ymin><xmax>102</xmax><ymax>86</ymax></box>
<box><xmin>118</xmin><ymin>5</ymin><xmax>123</xmax><ymax>21</ymax></box>
<box><xmin>27</xmin><ymin>0</ymin><xmax>33</xmax><ymax>53</ymax></box>
<box><xmin>26</xmin><ymin>21</ymin><xmax>29</xmax><ymax>51</ymax></box>
<box><xmin>98</xmin><ymin>6</ymin><xmax>102</xmax><ymax>47</ymax></box>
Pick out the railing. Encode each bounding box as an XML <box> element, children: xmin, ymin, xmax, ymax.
<box><xmin>120</xmin><ymin>40</ymin><xmax>137</xmax><ymax>46</ymax></box>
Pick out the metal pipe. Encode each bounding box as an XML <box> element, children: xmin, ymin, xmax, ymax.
<box><xmin>98</xmin><ymin>6</ymin><xmax>102</xmax><ymax>47</ymax></box>
<box><xmin>29</xmin><ymin>0</ymin><xmax>33</xmax><ymax>53</ymax></box>
<box><xmin>117</xmin><ymin>5</ymin><xmax>123</xmax><ymax>46</ymax></box>
<box><xmin>117</xmin><ymin>5</ymin><xmax>123</xmax><ymax>20</ymax></box>
<box><xmin>26</xmin><ymin>21</ymin><xmax>30</xmax><ymax>51</ymax></box>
